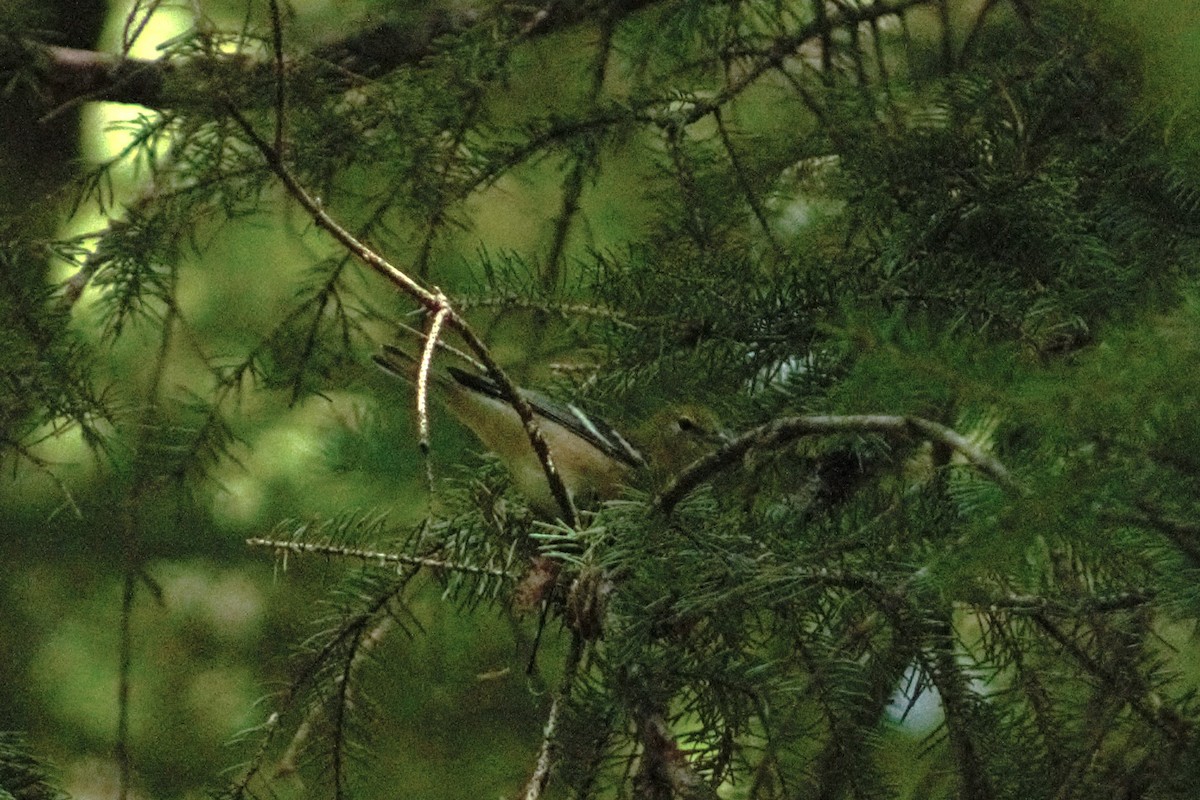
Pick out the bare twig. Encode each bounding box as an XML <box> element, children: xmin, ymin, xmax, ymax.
<box><xmin>58</xmin><ymin>251</ymin><xmax>103</xmax><ymax>310</ymax></box>
<box><xmin>657</xmin><ymin>413</ymin><xmax>1023</xmax><ymax>513</ymax></box>
<box><xmin>416</xmin><ymin>295</ymin><xmax>451</xmax><ymax>454</ymax></box>
<box><xmin>121</xmin><ymin>0</ymin><xmax>164</xmax><ymax>57</ymax></box>
<box><xmin>416</xmin><ymin>296</ymin><xmax>452</xmax><ymax>497</ymax></box>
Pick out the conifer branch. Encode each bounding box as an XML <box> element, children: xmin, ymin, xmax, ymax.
<box><xmin>226</xmin><ymin>106</ymin><xmax>580</xmax><ymax>527</ymax></box>
<box><xmin>454</xmin><ymin>294</ymin><xmax>636</xmax><ymax>328</ymax></box>
<box><xmin>1031</xmin><ymin>613</ymin><xmax>1194</xmax><ymax>742</ymax></box>
<box><xmin>713</xmin><ymin>106</ymin><xmax>783</xmax><ymax>256</ymax></box>
<box><xmin>1106</xmin><ymin>504</ymin><xmax>1200</xmax><ymax>568</ymax></box>
<box><xmin>29</xmin><ymin>0</ymin><xmax>932</xmax><ymax>113</ymax></box>
<box><xmin>113</xmin><ymin>278</ymin><xmax>183</xmax><ymax>800</ymax></box>
<box><xmin>0</xmin><ymin>733</ymin><xmax>68</xmax><ymax>800</ymax></box>
<box><xmin>413</xmin><ymin>96</ymin><xmax>483</xmax><ymax>279</ymax></box>
<box><xmin>452</xmin><ymin>0</ymin><xmax>935</xmax><ymax>198</ymax></box>
<box><xmin>245</xmin><ymin>538</ymin><xmax>516</xmax><ymax>580</ymax></box>
<box><xmin>329</xmin><ymin>611</ymin><xmax>400</xmax><ymax>797</ymax></box>
<box><xmin>226</xmin><ymin>573</ymin><xmax>413</xmax><ymax>800</ymax></box>
<box><xmin>267</xmin><ymin>0</ymin><xmax>286</xmax><ymax>155</ymax></box>
<box><xmin>544</xmin><ymin>13</ymin><xmax>614</xmax><ymax>287</ymax></box>
<box><xmin>661</xmin><ymin>123</ymin><xmax>710</xmax><ymax>250</ymax></box>
<box><xmin>657</xmin><ymin>414</ymin><xmax>1022</xmax><ymax>512</ymax></box>
<box><xmin>9</xmin><ymin>0</ymin><xmax>1194</xmax><ymax>795</ymax></box>
<box><xmin>977</xmin><ymin>590</ymin><xmax>1155</xmax><ymax>614</ymax></box>
<box><xmin>31</xmin><ymin>2</ymin><xmax>659</xmax><ymax>111</ymax></box>
<box><xmin>2</xmin><ymin>439</ymin><xmax>82</xmax><ymax>520</ymax></box>
<box><xmin>757</xmin><ymin>564</ymin><xmax>1152</xmax><ymax>617</ymax></box>
<box><xmin>919</xmin><ymin>614</ymin><xmax>994</xmax><ymax>799</ymax></box>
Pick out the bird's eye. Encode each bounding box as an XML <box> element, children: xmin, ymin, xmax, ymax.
<box><xmin>676</xmin><ymin>415</ymin><xmax>701</xmax><ymax>434</ymax></box>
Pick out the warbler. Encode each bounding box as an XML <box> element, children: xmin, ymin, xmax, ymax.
<box><xmin>372</xmin><ymin>344</ymin><xmax>724</xmax><ymax>517</ymax></box>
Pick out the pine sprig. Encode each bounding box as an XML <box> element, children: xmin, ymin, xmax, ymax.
<box><xmin>0</xmin><ymin>733</ymin><xmax>68</xmax><ymax>800</ymax></box>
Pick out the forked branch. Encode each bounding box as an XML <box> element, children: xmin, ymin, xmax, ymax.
<box><xmin>226</xmin><ymin>106</ymin><xmax>580</xmax><ymax>527</ymax></box>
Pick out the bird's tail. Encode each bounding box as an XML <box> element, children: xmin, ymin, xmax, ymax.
<box><xmin>372</xmin><ymin>343</ymin><xmax>425</xmax><ymax>385</ymax></box>
<box><xmin>373</xmin><ymin>340</ymin><xmax>485</xmax><ymax>388</ymax></box>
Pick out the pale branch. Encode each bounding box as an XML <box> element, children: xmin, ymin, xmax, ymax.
<box><xmin>245</xmin><ymin>537</ymin><xmax>516</xmax><ymax>579</ymax></box>
<box><xmin>904</xmin><ymin>415</ymin><xmax>1018</xmax><ymax>488</ymax></box>
<box><xmin>976</xmin><ymin>590</ymin><xmax>1154</xmax><ymax>614</ymax></box>
<box><xmin>656</xmin><ymin>414</ymin><xmax>1023</xmax><ymax>513</ymax></box>
<box><xmin>417</xmin><ymin>298</ymin><xmax>452</xmax><ymax>495</ymax></box>
<box><xmin>416</xmin><ymin>296</ymin><xmax>451</xmax><ymax>453</ymax></box>
<box><xmin>520</xmin><ymin>633</ymin><xmax>584</xmax><ymax>800</ymax></box>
